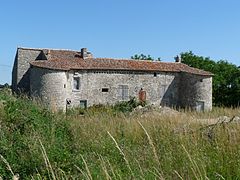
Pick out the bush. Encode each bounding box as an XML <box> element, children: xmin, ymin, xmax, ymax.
<box><xmin>0</xmin><ymin>90</ymin><xmax>76</xmax><ymax>179</ymax></box>
<box><xmin>113</xmin><ymin>97</ymin><xmax>141</xmax><ymax>113</ymax></box>
<box><xmin>1</xmin><ymin>90</ymin><xmax>240</xmax><ymax>179</ymax></box>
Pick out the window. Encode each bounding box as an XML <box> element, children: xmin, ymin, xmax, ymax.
<box><xmin>80</xmin><ymin>100</ymin><xmax>87</xmax><ymax>109</ymax></box>
<box><xmin>73</xmin><ymin>76</ymin><xmax>80</xmax><ymax>90</ymax></box>
<box><xmin>66</xmin><ymin>98</ymin><xmax>71</xmax><ymax>105</ymax></box>
<box><xmin>154</xmin><ymin>72</ymin><xmax>157</xmax><ymax>77</ymax></box>
<box><xmin>102</xmin><ymin>88</ymin><xmax>109</xmax><ymax>92</ymax></box>
<box><xmin>118</xmin><ymin>85</ymin><xmax>129</xmax><ymax>100</ymax></box>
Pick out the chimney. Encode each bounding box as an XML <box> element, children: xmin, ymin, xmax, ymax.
<box><xmin>174</xmin><ymin>55</ymin><xmax>181</xmax><ymax>63</ymax></box>
<box><xmin>81</xmin><ymin>48</ymin><xmax>88</xmax><ymax>59</ymax></box>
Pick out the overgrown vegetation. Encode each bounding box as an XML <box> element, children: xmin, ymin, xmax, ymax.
<box><xmin>113</xmin><ymin>97</ymin><xmax>143</xmax><ymax>113</ymax></box>
<box><xmin>0</xmin><ymin>89</ymin><xmax>240</xmax><ymax>179</ymax></box>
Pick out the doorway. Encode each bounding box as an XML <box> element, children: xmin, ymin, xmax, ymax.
<box><xmin>196</xmin><ymin>101</ymin><xmax>204</xmax><ymax>111</ymax></box>
<box><xmin>80</xmin><ymin>100</ymin><xmax>87</xmax><ymax>109</ymax></box>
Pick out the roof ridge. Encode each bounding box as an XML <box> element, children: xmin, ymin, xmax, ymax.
<box><xmin>18</xmin><ymin>47</ymin><xmax>80</xmax><ymax>52</ymax></box>
<box><xmin>93</xmin><ymin>57</ymin><xmax>178</xmax><ymax>63</ymax></box>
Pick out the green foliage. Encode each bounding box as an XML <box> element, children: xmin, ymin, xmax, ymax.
<box><xmin>131</xmin><ymin>54</ymin><xmax>161</xmax><ymax>61</ymax></box>
<box><xmin>0</xmin><ymin>89</ymin><xmax>76</xmax><ymax>179</ymax></box>
<box><xmin>68</xmin><ymin>97</ymin><xmax>142</xmax><ymax>115</ymax></box>
<box><xmin>113</xmin><ymin>97</ymin><xmax>141</xmax><ymax>113</ymax></box>
<box><xmin>181</xmin><ymin>51</ymin><xmax>240</xmax><ymax>107</ymax></box>
<box><xmin>1</xmin><ymin>90</ymin><xmax>240</xmax><ymax>179</ymax></box>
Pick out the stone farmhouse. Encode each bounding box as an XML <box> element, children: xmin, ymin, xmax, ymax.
<box><xmin>12</xmin><ymin>47</ymin><xmax>213</xmax><ymax>111</ymax></box>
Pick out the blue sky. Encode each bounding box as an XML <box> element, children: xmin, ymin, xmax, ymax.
<box><xmin>1</xmin><ymin>0</ymin><xmax>240</xmax><ymax>84</ymax></box>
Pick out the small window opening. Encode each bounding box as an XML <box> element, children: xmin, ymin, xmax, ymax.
<box><xmin>66</xmin><ymin>99</ymin><xmax>71</xmax><ymax>105</ymax></box>
<box><xmin>200</xmin><ymin>79</ymin><xmax>203</xmax><ymax>82</ymax></box>
<box><xmin>64</xmin><ymin>84</ymin><xmax>66</xmax><ymax>88</ymax></box>
<box><xmin>80</xmin><ymin>100</ymin><xmax>87</xmax><ymax>109</ymax></box>
<box><xmin>102</xmin><ymin>88</ymin><xmax>109</xmax><ymax>92</ymax></box>
<box><xmin>154</xmin><ymin>72</ymin><xmax>157</xmax><ymax>77</ymax></box>
<box><xmin>73</xmin><ymin>77</ymin><xmax>80</xmax><ymax>90</ymax></box>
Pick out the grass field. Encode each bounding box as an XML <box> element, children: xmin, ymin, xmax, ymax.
<box><xmin>0</xmin><ymin>89</ymin><xmax>240</xmax><ymax>179</ymax></box>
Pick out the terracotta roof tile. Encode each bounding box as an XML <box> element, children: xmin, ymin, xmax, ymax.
<box><xmin>29</xmin><ymin>49</ymin><xmax>213</xmax><ymax>76</ymax></box>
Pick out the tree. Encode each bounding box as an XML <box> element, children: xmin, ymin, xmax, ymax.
<box><xmin>131</xmin><ymin>54</ymin><xmax>161</xmax><ymax>61</ymax></box>
<box><xmin>181</xmin><ymin>51</ymin><xmax>240</xmax><ymax>107</ymax></box>
<box><xmin>3</xmin><ymin>83</ymin><xmax>10</xmax><ymax>88</ymax></box>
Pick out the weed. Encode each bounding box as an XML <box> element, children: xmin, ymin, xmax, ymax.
<box><xmin>0</xmin><ymin>89</ymin><xmax>240</xmax><ymax>179</ymax></box>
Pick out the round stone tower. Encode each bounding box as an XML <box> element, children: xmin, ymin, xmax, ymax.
<box><xmin>180</xmin><ymin>73</ymin><xmax>212</xmax><ymax>111</ymax></box>
<box><xmin>30</xmin><ymin>67</ymin><xmax>67</xmax><ymax>111</ymax></box>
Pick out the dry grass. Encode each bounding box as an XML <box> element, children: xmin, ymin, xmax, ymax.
<box><xmin>66</xmin><ymin>106</ymin><xmax>240</xmax><ymax>179</ymax></box>
<box><xmin>1</xmin><ymin>89</ymin><xmax>240</xmax><ymax>179</ymax></box>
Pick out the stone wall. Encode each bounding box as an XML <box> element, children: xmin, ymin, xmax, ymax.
<box><xmin>11</xmin><ymin>52</ymin><xmax>18</xmax><ymax>92</ymax></box>
<box><xmin>12</xmin><ymin>48</ymin><xmax>42</xmax><ymax>93</ymax></box>
<box><xmin>66</xmin><ymin>70</ymin><xmax>180</xmax><ymax>108</ymax></box>
<box><xmin>13</xmin><ymin>48</ymin><xmax>213</xmax><ymax>111</ymax></box>
<box><xmin>30</xmin><ymin>68</ymin><xmax>181</xmax><ymax>110</ymax></box>
<box><xmin>30</xmin><ymin>67</ymin><xmax>67</xmax><ymax>111</ymax></box>
<box><xmin>180</xmin><ymin>73</ymin><xmax>212</xmax><ymax>111</ymax></box>
<box><xmin>29</xmin><ymin>67</ymin><xmax>212</xmax><ymax>111</ymax></box>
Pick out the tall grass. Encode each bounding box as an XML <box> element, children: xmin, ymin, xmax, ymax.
<box><xmin>0</xmin><ymin>89</ymin><xmax>240</xmax><ymax>179</ymax></box>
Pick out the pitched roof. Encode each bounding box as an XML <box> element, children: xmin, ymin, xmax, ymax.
<box><xmin>26</xmin><ymin>48</ymin><xmax>213</xmax><ymax>76</ymax></box>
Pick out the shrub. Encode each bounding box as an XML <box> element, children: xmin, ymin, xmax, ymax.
<box><xmin>1</xmin><ymin>90</ymin><xmax>240</xmax><ymax>179</ymax></box>
<box><xmin>113</xmin><ymin>97</ymin><xmax>141</xmax><ymax>113</ymax></box>
<box><xmin>0</xmin><ymin>90</ymin><xmax>76</xmax><ymax>179</ymax></box>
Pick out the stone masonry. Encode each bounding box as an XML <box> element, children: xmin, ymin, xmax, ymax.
<box><xmin>12</xmin><ymin>47</ymin><xmax>213</xmax><ymax>111</ymax></box>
